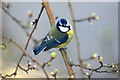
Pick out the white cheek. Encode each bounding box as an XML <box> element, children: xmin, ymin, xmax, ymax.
<box><xmin>59</xmin><ymin>26</ymin><xmax>69</xmax><ymax>32</ymax></box>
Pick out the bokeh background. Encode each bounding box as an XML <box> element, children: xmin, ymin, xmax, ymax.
<box><xmin>1</xmin><ymin>2</ymin><xmax>118</xmax><ymax>78</ymax></box>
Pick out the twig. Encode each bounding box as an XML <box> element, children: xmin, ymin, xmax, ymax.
<box><xmin>18</xmin><ymin>61</ymin><xmax>38</xmax><ymax>74</ymax></box>
<box><xmin>2</xmin><ymin>4</ymin><xmax>38</xmax><ymax>46</ymax></box>
<box><xmin>24</xmin><ymin>5</ymin><xmax>44</xmax><ymax>49</ymax></box>
<box><xmin>14</xmin><ymin>54</ymin><xmax>25</xmax><ymax>76</ymax></box>
<box><xmin>42</xmin><ymin>0</ymin><xmax>55</xmax><ymax>26</ymax></box>
<box><xmin>2</xmin><ymin>6</ymin><xmax>27</xmax><ymax>29</ymax></box>
<box><xmin>2</xmin><ymin>5</ymin><xmax>41</xmax><ymax>48</ymax></box>
<box><xmin>68</xmin><ymin>1</ymin><xmax>84</xmax><ymax>77</ymax></box>
<box><xmin>68</xmin><ymin>57</ymin><xmax>119</xmax><ymax>79</ymax></box>
<box><xmin>82</xmin><ymin>57</ymin><xmax>95</xmax><ymax>62</ymax></box>
<box><xmin>14</xmin><ymin>4</ymin><xmax>46</xmax><ymax>79</ymax></box>
<box><xmin>42</xmin><ymin>0</ymin><xmax>76</xmax><ymax>78</ymax></box>
<box><xmin>42</xmin><ymin>56</ymin><xmax>54</xmax><ymax>68</ymax></box>
<box><xmin>1</xmin><ymin>3</ymin><xmax>49</xmax><ymax>79</ymax></box>
<box><xmin>2</xmin><ymin>36</ymin><xmax>49</xmax><ymax>79</ymax></box>
<box><xmin>74</xmin><ymin>15</ymin><xmax>100</xmax><ymax>22</ymax></box>
<box><xmin>60</xmin><ymin>48</ymin><xmax>76</xmax><ymax>78</ymax></box>
<box><xmin>12</xmin><ymin>4</ymin><xmax>45</xmax><ymax>78</ymax></box>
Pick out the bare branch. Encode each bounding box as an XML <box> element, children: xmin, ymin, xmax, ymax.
<box><xmin>60</xmin><ymin>48</ymin><xmax>77</xmax><ymax>78</ymax></box>
<box><xmin>42</xmin><ymin>0</ymin><xmax>55</xmax><ymax>26</ymax></box>
<box><xmin>2</xmin><ymin>36</ymin><xmax>49</xmax><ymax>79</ymax></box>
<box><xmin>24</xmin><ymin>5</ymin><xmax>44</xmax><ymax>49</ymax></box>
<box><xmin>2</xmin><ymin>6</ymin><xmax>27</xmax><ymax>29</ymax></box>
<box><xmin>2</xmin><ymin>5</ymin><xmax>40</xmax><ymax>47</ymax></box>
<box><xmin>42</xmin><ymin>0</ymin><xmax>77</xmax><ymax>78</ymax></box>
<box><xmin>68</xmin><ymin>1</ymin><xmax>84</xmax><ymax>77</ymax></box>
<box><xmin>68</xmin><ymin>57</ymin><xmax>119</xmax><ymax>78</ymax></box>
<box><xmin>1</xmin><ymin>3</ymin><xmax>49</xmax><ymax>79</ymax></box>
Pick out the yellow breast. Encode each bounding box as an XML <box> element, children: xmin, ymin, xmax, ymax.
<box><xmin>55</xmin><ymin>29</ymin><xmax>74</xmax><ymax>48</ymax></box>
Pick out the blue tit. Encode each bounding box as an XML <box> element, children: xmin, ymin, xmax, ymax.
<box><xmin>33</xmin><ymin>18</ymin><xmax>74</xmax><ymax>55</ymax></box>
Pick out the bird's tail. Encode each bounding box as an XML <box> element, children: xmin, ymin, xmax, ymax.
<box><xmin>33</xmin><ymin>43</ymin><xmax>47</xmax><ymax>55</ymax></box>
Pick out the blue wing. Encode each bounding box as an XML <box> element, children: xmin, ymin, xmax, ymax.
<box><xmin>33</xmin><ymin>33</ymin><xmax>68</xmax><ymax>55</ymax></box>
<box><xmin>44</xmin><ymin>33</ymin><xmax>68</xmax><ymax>51</ymax></box>
<box><xmin>33</xmin><ymin>43</ymin><xmax>47</xmax><ymax>55</ymax></box>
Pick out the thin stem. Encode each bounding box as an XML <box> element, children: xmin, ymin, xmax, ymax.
<box><xmin>24</xmin><ymin>5</ymin><xmax>44</xmax><ymax>50</ymax></box>
<box><xmin>2</xmin><ymin>36</ymin><xmax>49</xmax><ymax>79</ymax></box>
<box><xmin>2</xmin><ymin>6</ymin><xmax>39</xmax><ymax>46</ymax></box>
<box><xmin>42</xmin><ymin>0</ymin><xmax>76</xmax><ymax>78</ymax></box>
<box><xmin>1</xmin><ymin>3</ymin><xmax>49</xmax><ymax>79</ymax></box>
<box><xmin>68</xmin><ymin>1</ymin><xmax>84</xmax><ymax>77</ymax></box>
<box><xmin>42</xmin><ymin>0</ymin><xmax>55</xmax><ymax>26</ymax></box>
<box><xmin>60</xmin><ymin>48</ymin><xmax>77</xmax><ymax>78</ymax></box>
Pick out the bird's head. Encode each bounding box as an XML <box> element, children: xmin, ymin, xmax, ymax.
<box><xmin>56</xmin><ymin>18</ymin><xmax>72</xmax><ymax>33</ymax></box>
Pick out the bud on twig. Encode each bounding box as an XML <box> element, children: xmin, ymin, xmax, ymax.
<box><xmin>0</xmin><ymin>44</ymin><xmax>6</xmax><ymax>50</ymax></box>
<box><xmin>33</xmin><ymin>65</ymin><xmax>37</xmax><ymax>70</ymax></box>
<box><xmin>47</xmin><ymin>62</ymin><xmax>51</xmax><ymax>67</ymax></box>
<box><xmin>98</xmin><ymin>56</ymin><xmax>103</xmax><ymax>62</ymax></box>
<box><xmin>83</xmin><ymin>62</ymin><xmax>91</xmax><ymax>68</ymax></box>
<box><xmin>27</xmin><ymin>10</ymin><xmax>33</xmax><ymax>17</ymax></box>
<box><xmin>51</xmin><ymin>52</ymin><xmax>57</xmax><ymax>59</ymax></box>
<box><xmin>54</xmin><ymin>69</ymin><xmax>59</xmax><ymax>73</ymax></box>
<box><xmin>27</xmin><ymin>63</ymin><xmax>31</xmax><ymax>67</ymax></box>
<box><xmin>92</xmin><ymin>53</ymin><xmax>98</xmax><ymax>59</ymax></box>
<box><xmin>85</xmin><ymin>72</ymin><xmax>89</xmax><ymax>76</ymax></box>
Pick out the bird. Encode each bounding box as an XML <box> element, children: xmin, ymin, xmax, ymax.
<box><xmin>33</xmin><ymin>18</ymin><xmax>74</xmax><ymax>55</ymax></box>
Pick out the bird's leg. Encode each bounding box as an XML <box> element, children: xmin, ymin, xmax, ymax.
<box><xmin>59</xmin><ymin>47</ymin><xmax>74</xmax><ymax>67</ymax></box>
<box><xmin>63</xmin><ymin>47</ymin><xmax>67</xmax><ymax>50</ymax></box>
<box><xmin>59</xmin><ymin>47</ymin><xmax>67</xmax><ymax>51</ymax></box>
<box><xmin>67</xmin><ymin>59</ymin><xmax>75</xmax><ymax>67</ymax></box>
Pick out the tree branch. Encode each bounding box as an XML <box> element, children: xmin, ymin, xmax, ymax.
<box><xmin>68</xmin><ymin>1</ymin><xmax>84</xmax><ymax>77</ymax></box>
<box><xmin>42</xmin><ymin>0</ymin><xmax>55</xmax><ymax>26</ymax></box>
<box><xmin>13</xmin><ymin>4</ymin><xmax>45</xmax><ymax>78</ymax></box>
<box><xmin>24</xmin><ymin>5</ymin><xmax>44</xmax><ymax>49</ymax></box>
<box><xmin>2</xmin><ymin>5</ymin><xmax>41</xmax><ymax>47</ymax></box>
<box><xmin>42</xmin><ymin>0</ymin><xmax>77</xmax><ymax>78</ymax></box>
<box><xmin>2</xmin><ymin>36</ymin><xmax>49</xmax><ymax>79</ymax></box>
<box><xmin>1</xmin><ymin>3</ymin><xmax>49</xmax><ymax>79</ymax></box>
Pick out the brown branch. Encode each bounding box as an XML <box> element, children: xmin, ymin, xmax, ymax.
<box><xmin>18</xmin><ymin>60</ymin><xmax>38</xmax><ymax>74</ymax></box>
<box><xmin>74</xmin><ymin>15</ymin><xmax>100</xmax><ymax>23</ymax></box>
<box><xmin>42</xmin><ymin>0</ymin><xmax>55</xmax><ymax>26</ymax></box>
<box><xmin>68</xmin><ymin>1</ymin><xmax>84</xmax><ymax>77</ymax></box>
<box><xmin>2</xmin><ymin>6</ymin><xmax>27</xmax><ymax>29</ymax></box>
<box><xmin>1</xmin><ymin>3</ymin><xmax>49</xmax><ymax>79</ymax></box>
<box><xmin>60</xmin><ymin>48</ymin><xmax>76</xmax><ymax>78</ymax></box>
<box><xmin>42</xmin><ymin>56</ymin><xmax>55</xmax><ymax>68</ymax></box>
<box><xmin>14</xmin><ymin>53</ymin><xmax>25</xmax><ymax>76</ymax></box>
<box><xmin>24</xmin><ymin>5</ymin><xmax>44</xmax><ymax>49</ymax></box>
<box><xmin>2</xmin><ymin>36</ymin><xmax>49</xmax><ymax>79</ymax></box>
<box><xmin>2</xmin><ymin>5</ymin><xmax>42</xmax><ymax>48</ymax></box>
<box><xmin>12</xmin><ymin>4</ymin><xmax>45</xmax><ymax>78</ymax></box>
<box><xmin>2</xmin><ymin>1</ymin><xmax>116</xmax><ymax>79</ymax></box>
<box><xmin>42</xmin><ymin>0</ymin><xmax>76</xmax><ymax>78</ymax></box>
<box><xmin>69</xmin><ymin>58</ymin><xmax>119</xmax><ymax>79</ymax></box>
<box><xmin>2</xmin><ymin>6</ymin><xmax>31</xmax><ymax>45</ymax></box>
<box><xmin>84</xmin><ymin>62</ymin><xmax>119</xmax><ymax>80</ymax></box>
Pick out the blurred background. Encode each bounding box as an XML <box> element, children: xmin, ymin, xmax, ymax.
<box><xmin>1</xmin><ymin>2</ymin><xmax>118</xmax><ymax>78</ymax></box>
